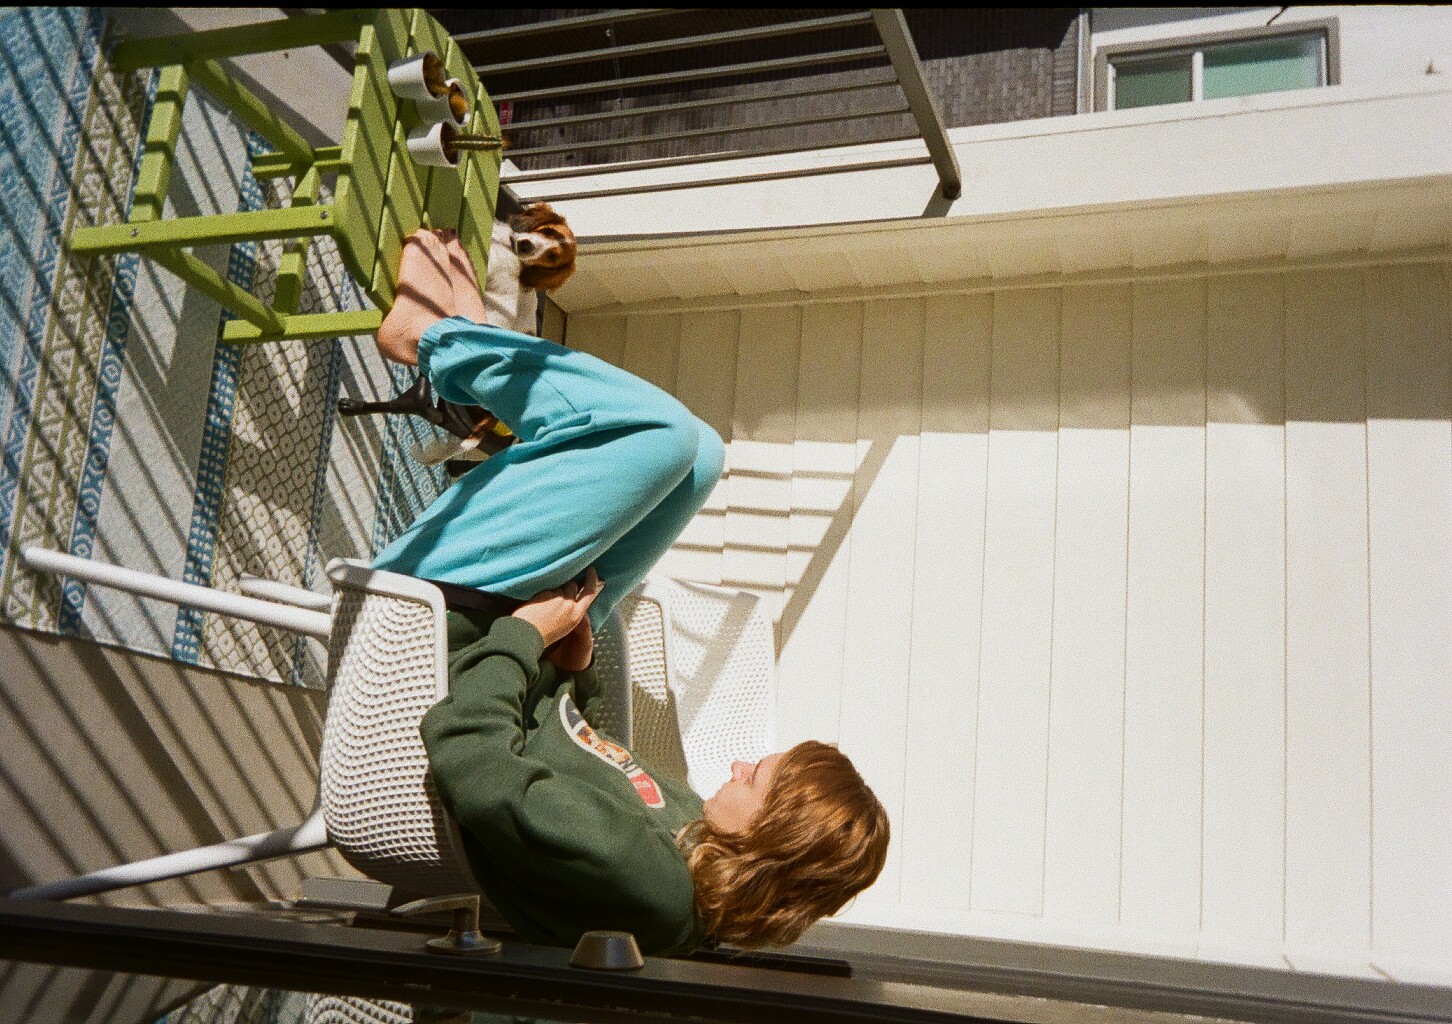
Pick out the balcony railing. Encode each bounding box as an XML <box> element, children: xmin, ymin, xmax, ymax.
<box><xmin>444</xmin><ymin>9</ymin><xmax>961</xmax><ymax>202</ymax></box>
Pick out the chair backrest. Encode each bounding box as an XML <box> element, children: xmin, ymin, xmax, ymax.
<box><xmin>602</xmin><ymin>577</ymin><xmax>777</xmax><ymax>799</ymax></box>
<box><xmin>317</xmin><ymin>559</ymin><xmax>478</xmax><ymax>896</ymax></box>
<box><xmin>587</xmin><ymin>607</ymin><xmax>635</xmax><ymax>747</ymax></box>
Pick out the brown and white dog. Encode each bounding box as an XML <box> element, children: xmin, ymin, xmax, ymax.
<box><xmin>339</xmin><ymin>204</ymin><xmax>577</xmax><ymax>467</ymax></box>
<box><xmin>483</xmin><ymin>202</ymin><xmax>576</xmax><ymax>334</ymax></box>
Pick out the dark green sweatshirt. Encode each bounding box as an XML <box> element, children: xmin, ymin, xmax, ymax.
<box><xmin>420</xmin><ymin>609</ymin><xmax>706</xmax><ymax>956</ymax></box>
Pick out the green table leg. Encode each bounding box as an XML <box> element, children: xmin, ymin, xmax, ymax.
<box><xmin>252</xmin><ymin>147</ymin><xmax>344</xmax><ymax>181</ymax></box>
<box><xmin>70</xmin><ymin>205</ymin><xmax>334</xmax><ymax>254</ymax></box>
<box><xmin>111</xmin><ymin>10</ymin><xmax>370</xmax><ymax>71</ymax></box>
<box><xmin>220</xmin><ymin>309</ymin><xmax>384</xmax><ymax>344</ymax></box>
<box><xmin>273</xmin><ymin>165</ymin><xmax>323</xmax><ymax>315</ymax></box>
<box><xmin>151</xmin><ymin>248</ymin><xmax>285</xmax><ymax>332</ymax></box>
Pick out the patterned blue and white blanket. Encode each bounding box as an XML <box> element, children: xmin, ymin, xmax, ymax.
<box><xmin>0</xmin><ymin>9</ymin><xmax>448</xmax><ymax>686</ymax></box>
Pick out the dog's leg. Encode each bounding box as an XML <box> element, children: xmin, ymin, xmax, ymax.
<box><xmin>436</xmin><ymin>398</ymin><xmax>488</xmax><ymax>439</ymax></box>
<box><xmin>337</xmin><ymin>375</ymin><xmax>444</xmax><ymax>425</ymax></box>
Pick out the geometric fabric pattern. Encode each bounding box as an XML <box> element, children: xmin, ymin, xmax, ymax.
<box><xmin>0</xmin><ymin>9</ymin><xmax>450</xmax><ymax>685</ymax></box>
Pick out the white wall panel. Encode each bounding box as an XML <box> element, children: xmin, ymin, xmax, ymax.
<box><xmin>1043</xmin><ymin>283</ymin><xmax>1131</xmax><ymax>929</ymax></box>
<box><xmin>670</xmin><ymin>311</ymin><xmax>739</xmax><ymax>586</ymax></box>
<box><xmin>900</xmin><ymin>293</ymin><xmax>993</xmax><ymax>913</ymax></box>
<box><xmin>566</xmin><ymin>313</ymin><xmax>626</xmax><ymax>365</ymax></box>
<box><xmin>1201</xmin><ymin>275</ymin><xmax>1286</xmax><ymax>954</ymax></box>
<box><xmin>778</xmin><ymin>303</ymin><xmax>862</xmax><ymax>748</ymax></box>
<box><xmin>621</xmin><ymin>314</ymin><xmax>685</xmax><ymax>578</ymax></box>
<box><xmin>1120</xmin><ymin>280</ymin><xmax>1206</xmax><ymax>936</ymax></box>
<box><xmin>970</xmin><ymin>289</ymin><xmax>1061</xmax><ymax>915</ymax></box>
<box><xmin>620</xmin><ymin>313</ymin><xmax>681</xmax><ymax>396</ymax></box>
<box><xmin>724</xmin><ymin>307</ymin><xmax>800</xmax><ymax>624</ymax></box>
<box><xmin>1364</xmin><ymin>265</ymin><xmax>1452</xmax><ymax>972</ymax></box>
<box><xmin>837</xmin><ymin>298</ymin><xmax>924</xmax><ymax>917</ymax></box>
<box><xmin>1283</xmin><ymin>269</ymin><xmax>1373</xmax><ymax>968</ymax></box>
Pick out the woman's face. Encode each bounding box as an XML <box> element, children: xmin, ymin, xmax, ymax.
<box><xmin>702</xmin><ymin>752</ymin><xmax>784</xmax><ymax>834</ymax></box>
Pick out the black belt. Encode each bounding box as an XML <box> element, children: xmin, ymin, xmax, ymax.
<box><xmin>423</xmin><ymin>578</ymin><xmax>524</xmax><ymax>618</ymax></box>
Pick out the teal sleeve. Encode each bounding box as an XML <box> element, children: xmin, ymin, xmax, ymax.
<box><xmin>417</xmin><ymin>316</ymin><xmax>507</xmax><ymax>409</ymax></box>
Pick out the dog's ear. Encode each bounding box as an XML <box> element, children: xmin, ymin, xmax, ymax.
<box><xmin>520</xmin><ymin>261</ymin><xmax>576</xmax><ymax>292</ymax></box>
<box><xmin>510</xmin><ymin>202</ymin><xmax>564</xmax><ymax>233</ymax></box>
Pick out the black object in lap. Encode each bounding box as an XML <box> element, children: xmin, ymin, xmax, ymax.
<box><xmin>425</xmin><ymin>577</ymin><xmax>524</xmax><ymax>618</ymax></box>
<box><xmin>337</xmin><ymin>375</ymin><xmax>485</xmax><ymax>441</ymax></box>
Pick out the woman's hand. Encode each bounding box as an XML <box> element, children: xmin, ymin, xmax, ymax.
<box><xmin>512</xmin><ymin>567</ymin><xmax>603</xmax><ymax>654</ymax></box>
<box><xmin>546</xmin><ymin>616</ymin><xmax>595</xmax><ymax>674</ymax></box>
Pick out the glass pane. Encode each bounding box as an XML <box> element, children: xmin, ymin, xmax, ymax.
<box><xmin>1112</xmin><ymin>52</ymin><xmax>1194</xmax><ymax>109</ymax></box>
<box><xmin>1203</xmin><ymin>34</ymin><xmax>1323</xmax><ymax>99</ymax></box>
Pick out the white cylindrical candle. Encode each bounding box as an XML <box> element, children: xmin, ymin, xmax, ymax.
<box><xmin>416</xmin><ymin>78</ymin><xmax>471</xmax><ymax>126</ymax></box>
<box><xmin>387</xmin><ymin>52</ymin><xmax>447</xmax><ymax>103</ymax></box>
<box><xmin>405</xmin><ymin>121</ymin><xmax>459</xmax><ymax>168</ymax></box>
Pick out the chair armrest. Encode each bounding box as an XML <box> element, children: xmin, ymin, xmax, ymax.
<box><xmin>239</xmin><ymin>574</ymin><xmax>333</xmax><ymax>611</ymax></box>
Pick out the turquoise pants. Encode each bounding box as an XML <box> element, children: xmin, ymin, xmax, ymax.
<box><xmin>371</xmin><ymin>318</ymin><xmax>724</xmax><ymax>630</ymax></box>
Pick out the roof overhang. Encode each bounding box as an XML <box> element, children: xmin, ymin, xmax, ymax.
<box><xmin>538</xmin><ymin>79</ymin><xmax>1452</xmax><ymax>313</ymax></box>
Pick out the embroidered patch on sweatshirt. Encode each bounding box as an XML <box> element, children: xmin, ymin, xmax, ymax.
<box><xmin>560</xmin><ymin>693</ymin><xmax>665</xmax><ymax>809</ymax></box>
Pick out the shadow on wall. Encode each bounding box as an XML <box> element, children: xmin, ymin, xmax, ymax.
<box><xmin>0</xmin><ymin>622</ymin><xmax>355</xmax><ymax>908</ymax></box>
<box><xmin>0</xmin><ymin>959</ymin><xmax>205</xmax><ymax>1024</ymax></box>
<box><xmin>595</xmin><ymin>265</ymin><xmax>1452</xmax><ymax>651</ymax></box>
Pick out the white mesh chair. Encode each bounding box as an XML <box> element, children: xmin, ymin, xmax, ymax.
<box><xmin>8</xmin><ymin>547</ymin><xmax>771</xmax><ymax>902</ymax></box>
<box><xmin>11</xmin><ymin>550</ymin><xmax>481</xmax><ymax>900</ymax></box>
<box><xmin>608</xmin><ymin>576</ymin><xmax>777</xmax><ymax>799</ymax></box>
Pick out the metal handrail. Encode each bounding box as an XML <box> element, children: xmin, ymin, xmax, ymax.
<box><xmin>474</xmin><ymin>12</ymin><xmax>874</xmax><ymax>77</ymax></box>
<box><xmin>504</xmin><ymin>74</ymin><xmax>900</xmax><ymax>133</ymax></box>
<box><xmin>870</xmin><ymin>9</ymin><xmax>960</xmax><ymax>199</ymax></box>
<box><xmin>523</xmin><ymin>155</ymin><xmax>933</xmax><ymax>205</ymax></box>
<box><xmin>451</xmin><ymin>8</ymin><xmax>685</xmax><ymax>47</ymax></box>
<box><xmin>491</xmin><ymin>45</ymin><xmax>887</xmax><ymax>104</ymax></box>
<box><xmin>506</xmin><ymin>104</ymin><xmax>911</xmax><ymax>159</ymax></box>
<box><xmin>478</xmin><ymin>8</ymin><xmax>962</xmax><ymax>205</ymax></box>
<box><xmin>502</xmin><ymin>132</ymin><xmax>924</xmax><ymax>184</ymax></box>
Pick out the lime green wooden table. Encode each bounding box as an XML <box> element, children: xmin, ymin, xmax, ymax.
<box><xmin>71</xmin><ymin>9</ymin><xmax>501</xmax><ymax>344</ymax></box>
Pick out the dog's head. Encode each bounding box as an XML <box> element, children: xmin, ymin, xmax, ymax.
<box><xmin>509</xmin><ymin>202</ymin><xmax>576</xmax><ymax>292</ymax></box>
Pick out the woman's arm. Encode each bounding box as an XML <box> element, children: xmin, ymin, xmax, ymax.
<box><xmin>419</xmin><ymin>611</ymin><xmax>695</xmax><ymax>953</ymax></box>
<box><xmin>422</xmin><ymin>571</ymin><xmax>600</xmax><ymax>819</ymax></box>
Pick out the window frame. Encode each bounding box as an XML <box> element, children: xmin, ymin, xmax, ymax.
<box><xmin>1093</xmin><ymin>17</ymin><xmax>1341</xmax><ymax>113</ymax></box>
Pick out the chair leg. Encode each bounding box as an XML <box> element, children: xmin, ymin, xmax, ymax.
<box><xmin>8</xmin><ymin>808</ymin><xmax>329</xmax><ymax>901</ymax></box>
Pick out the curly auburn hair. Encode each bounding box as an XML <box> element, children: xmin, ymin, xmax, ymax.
<box><xmin>681</xmin><ymin>741</ymin><xmax>890</xmax><ymax>948</ymax></box>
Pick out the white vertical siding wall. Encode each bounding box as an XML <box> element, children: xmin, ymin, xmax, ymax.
<box><xmin>566</xmin><ymin>262</ymin><xmax>1452</xmax><ymax>983</ymax></box>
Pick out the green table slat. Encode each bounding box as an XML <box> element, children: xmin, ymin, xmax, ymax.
<box><xmin>331</xmin><ymin>19</ymin><xmax>397</xmax><ymax>305</ymax></box>
<box><xmin>400</xmin><ymin>9</ymin><xmax>438</xmax><ymax>226</ymax></box>
<box><xmin>368</xmin><ymin>126</ymin><xmax>430</xmax><ymax>305</ymax></box>
<box><xmin>456</xmin><ymin>157</ymin><xmax>493</xmax><ymax>289</ymax></box>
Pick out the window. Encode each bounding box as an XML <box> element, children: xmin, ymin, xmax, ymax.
<box><xmin>1097</xmin><ymin>22</ymin><xmax>1337</xmax><ymax>113</ymax></box>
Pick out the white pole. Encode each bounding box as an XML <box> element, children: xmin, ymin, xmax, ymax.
<box><xmin>239</xmin><ymin>574</ymin><xmax>334</xmax><ymax>612</ymax></box>
<box><xmin>21</xmin><ymin>546</ymin><xmax>332</xmax><ymax>640</ymax></box>
<box><xmin>8</xmin><ymin>810</ymin><xmax>329</xmax><ymax>900</ymax></box>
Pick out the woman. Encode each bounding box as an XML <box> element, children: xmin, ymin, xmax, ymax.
<box><xmin>370</xmin><ymin>229</ymin><xmax>889</xmax><ymax>955</ymax></box>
